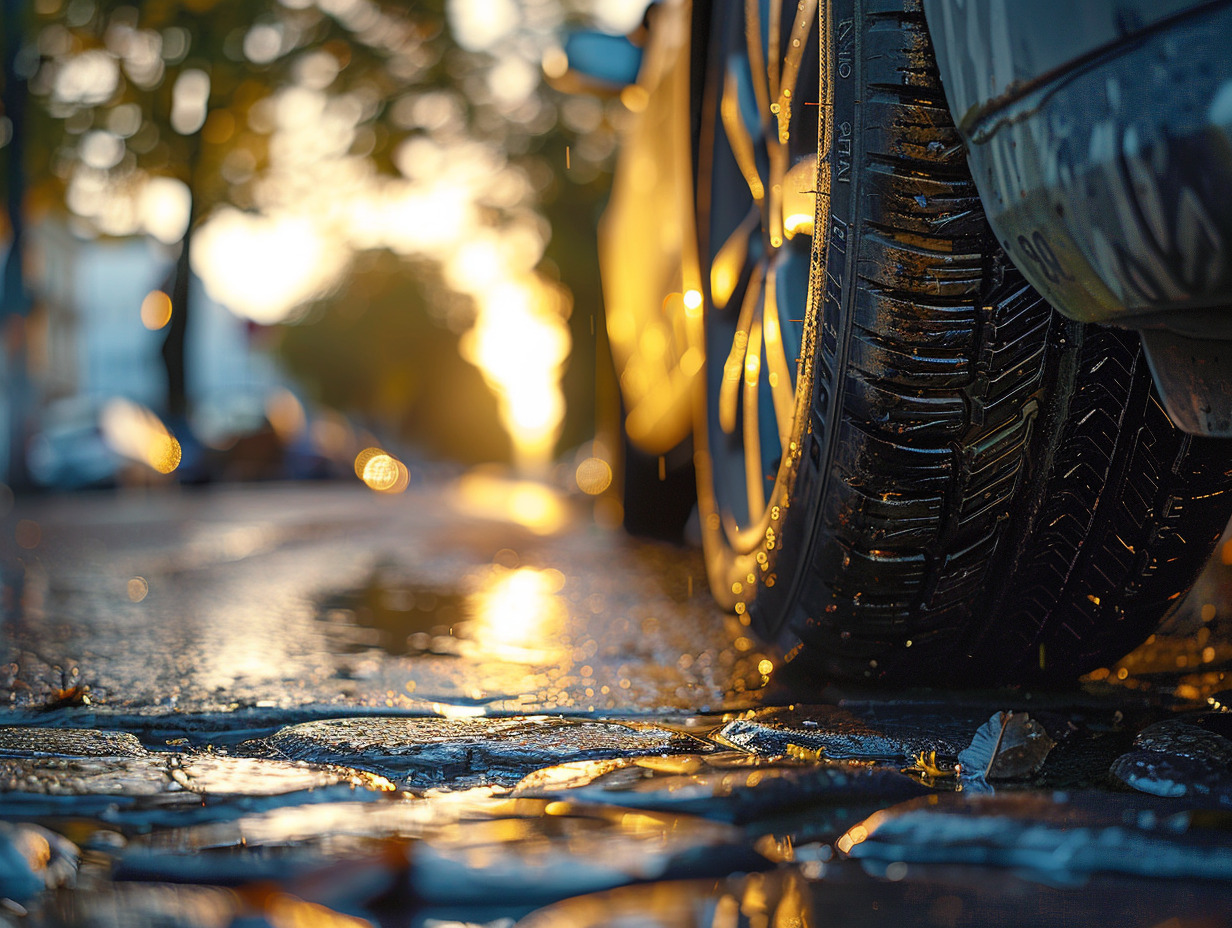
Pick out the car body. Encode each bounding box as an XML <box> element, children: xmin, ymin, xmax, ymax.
<box><xmin>593</xmin><ymin>0</ymin><xmax>1232</xmax><ymax>440</ymax></box>
<box><xmin>925</xmin><ymin>0</ymin><xmax>1232</xmax><ymax>435</ymax></box>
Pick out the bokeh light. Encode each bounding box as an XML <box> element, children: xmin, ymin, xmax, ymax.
<box><xmin>361</xmin><ymin>453</ymin><xmax>409</xmax><ymax>494</ymax></box>
<box><xmin>574</xmin><ymin>456</ymin><xmax>613</xmax><ymax>495</ymax></box>
<box><xmin>140</xmin><ymin>290</ymin><xmax>173</xmax><ymax>330</ymax></box>
<box><xmin>100</xmin><ymin>398</ymin><xmax>182</xmax><ymax>475</ymax></box>
<box><xmin>193</xmin><ymin>209</ymin><xmax>350</xmax><ymax>325</ymax></box>
<box><xmin>356</xmin><ymin>447</ymin><xmax>409</xmax><ymax>494</ymax></box>
<box><xmin>170</xmin><ymin>69</ymin><xmax>210</xmax><ymax>135</ymax></box>
<box><xmin>265</xmin><ymin>389</ymin><xmax>307</xmax><ymax>443</ymax></box>
<box><xmin>14</xmin><ymin>520</ymin><xmax>41</xmax><ymax>550</ymax></box>
<box><xmin>353</xmin><ymin>447</ymin><xmax>385</xmax><ymax>480</ymax></box>
<box><xmin>127</xmin><ymin>578</ymin><xmax>149</xmax><ymax>603</ymax></box>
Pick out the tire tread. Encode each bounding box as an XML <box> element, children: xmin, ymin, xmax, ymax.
<box><xmin>748</xmin><ymin>0</ymin><xmax>1232</xmax><ymax>684</ymax></box>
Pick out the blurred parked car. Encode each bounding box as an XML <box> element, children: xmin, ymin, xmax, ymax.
<box><xmin>26</xmin><ymin>397</ymin><xmax>122</xmax><ymax>490</ymax></box>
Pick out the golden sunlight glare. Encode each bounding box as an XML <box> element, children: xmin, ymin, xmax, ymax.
<box><xmin>459</xmin><ymin>276</ymin><xmax>571</xmax><ymax>473</ymax></box>
<box><xmin>55</xmin><ymin>6</ymin><xmax>577</xmax><ymax>470</ymax></box>
<box><xmin>431</xmin><ymin>702</ymin><xmax>487</xmax><ymax>719</ymax></box>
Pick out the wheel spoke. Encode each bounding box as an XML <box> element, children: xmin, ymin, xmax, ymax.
<box><xmin>762</xmin><ymin>260</ymin><xmax>796</xmax><ymax>447</ymax></box>
<box><xmin>743</xmin><ymin>0</ymin><xmax>772</xmax><ymax>129</ymax></box>
<box><xmin>767</xmin><ymin>0</ymin><xmax>782</xmax><ymax>102</ymax></box>
<box><xmin>711</xmin><ymin>207</ymin><xmax>760</xmax><ymax>309</ymax></box>
<box><xmin>719</xmin><ymin>262</ymin><xmax>764</xmax><ymax>434</ymax></box>
<box><xmin>705</xmin><ymin>0</ymin><xmax>821</xmax><ymax>539</ymax></box>
<box><xmin>776</xmin><ymin>0</ymin><xmax>819</xmax><ymax>144</ymax></box>
<box><xmin>721</xmin><ymin>67</ymin><xmax>766</xmax><ymax>206</ymax></box>
<box><xmin>767</xmin><ymin>138</ymin><xmax>787</xmax><ymax>248</ymax></box>
<box><xmin>743</xmin><ymin>311</ymin><xmax>767</xmax><ymax>517</ymax></box>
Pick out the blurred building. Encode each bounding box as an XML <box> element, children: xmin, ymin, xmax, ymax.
<box><xmin>12</xmin><ymin>220</ymin><xmax>285</xmax><ymax>488</ymax></box>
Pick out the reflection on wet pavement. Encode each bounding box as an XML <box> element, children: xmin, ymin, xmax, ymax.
<box><xmin>1</xmin><ymin>483</ymin><xmax>770</xmax><ymax>716</ymax></box>
<box><xmin>2</xmin><ymin>748</ymin><xmax>393</xmax><ymax>826</ymax></box>
<box><xmin>317</xmin><ymin>576</ymin><xmax>469</xmax><ymax>658</ymax></box>
<box><xmin>112</xmin><ymin>792</ymin><xmax>762</xmax><ymax>910</ymax></box>
<box><xmin>839</xmin><ymin>790</ymin><xmax>1232</xmax><ymax>880</ymax></box>
<box><xmin>510</xmin><ymin>752</ymin><xmax>929</xmax><ymax>823</ymax></box>
<box><xmin>518</xmin><ymin>864</ymin><xmax>1232</xmax><ymax>928</ymax></box>
<box><xmin>1</xmin><ymin>481</ymin><xmax>1232</xmax><ymax>925</ymax></box>
<box><xmin>265</xmin><ymin>715</ymin><xmax>703</xmax><ymax>787</ymax></box>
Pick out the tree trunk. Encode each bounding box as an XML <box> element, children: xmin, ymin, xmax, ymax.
<box><xmin>161</xmin><ymin>134</ymin><xmax>201</xmax><ymax>423</ymax></box>
<box><xmin>2</xmin><ymin>0</ymin><xmax>32</xmax><ymax>487</ymax></box>
<box><xmin>161</xmin><ymin>197</ymin><xmax>196</xmax><ymax>421</ymax></box>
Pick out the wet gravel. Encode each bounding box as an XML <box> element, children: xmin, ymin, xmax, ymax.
<box><xmin>1</xmin><ymin>481</ymin><xmax>1231</xmax><ymax>926</ymax></box>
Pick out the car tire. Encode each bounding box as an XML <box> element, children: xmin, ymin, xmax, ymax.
<box><xmin>693</xmin><ymin>0</ymin><xmax>1232</xmax><ymax>685</ymax></box>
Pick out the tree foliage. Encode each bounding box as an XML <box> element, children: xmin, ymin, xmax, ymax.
<box><xmin>11</xmin><ymin>0</ymin><xmax>629</xmax><ymax>459</ymax></box>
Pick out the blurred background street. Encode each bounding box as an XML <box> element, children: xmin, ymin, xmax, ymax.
<box><xmin>1</xmin><ymin>0</ymin><xmax>643</xmax><ymax>497</ymax></box>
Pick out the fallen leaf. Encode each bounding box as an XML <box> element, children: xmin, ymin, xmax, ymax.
<box><xmin>957</xmin><ymin>711</ymin><xmax>1054</xmax><ymax>781</ymax></box>
<box><xmin>40</xmin><ymin>686</ymin><xmax>91</xmax><ymax>711</ymax></box>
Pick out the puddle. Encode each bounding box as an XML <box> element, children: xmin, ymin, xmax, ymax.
<box><xmin>837</xmin><ymin>789</ymin><xmax>1232</xmax><ymax>883</ymax></box>
<box><xmin>317</xmin><ymin>566</ymin><xmax>570</xmax><ymax>666</ymax></box>
<box><xmin>118</xmin><ymin>792</ymin><xmax>765</xmax><ymax>908</ymax></box>
<box><xmin>318</xmin><ymin>575</ymin><xmax>468</xmax><ymax>658</ymax></box>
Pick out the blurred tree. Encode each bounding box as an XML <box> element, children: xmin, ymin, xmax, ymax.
<box><xmin>17</xmin><ymin>0</ymin><xmax>630</xmax><ymax>464</ymax></box>
<box><xmin>23</xmin><ymin>0</ymin><xmax>458</xmax><ymax>421</ymax></box>
<box><xmin>278</xmin><ymin>251</ymin><xmax>510</xmax><ymax>463</ymax></box>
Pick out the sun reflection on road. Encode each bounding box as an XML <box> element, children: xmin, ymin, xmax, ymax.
<box><xmin>461</xmin><ymin>566</ymin><xmax>568</xmax><ymax>664</ymax></box>
<box><xmin>451</xmin><ymin>471</ymin><xmax>571</xmax><ymax>535</ymax></box>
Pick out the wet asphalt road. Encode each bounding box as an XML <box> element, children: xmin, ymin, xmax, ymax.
<box><xmin>1</xmin><ymin>473</ymin><xmax>771</xmax><ymax>720</ymax></box>
<box><xmin>1</xmin><ymin>475</ymin><xmax>1232</xmax><ymax>927</ymax></box>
